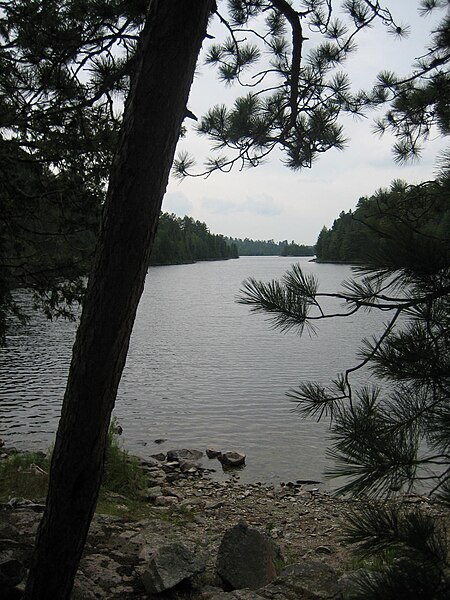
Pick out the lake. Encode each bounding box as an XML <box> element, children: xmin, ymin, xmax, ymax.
<box><xmin>0</xmin><ymin>257</ymin><xmax>386</xmax><ymax>487</ymax></box>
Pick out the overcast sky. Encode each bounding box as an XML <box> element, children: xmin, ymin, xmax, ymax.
<box><xmin>163</xmin><ymin>1</ymin><xmax>447</xmax><ymax>245</ymax></box>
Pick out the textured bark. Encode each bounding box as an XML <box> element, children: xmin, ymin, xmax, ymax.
<box><xmin>24</xmin><ymin>2</ymin><xmax>214</xmax><ymax>598</ymax></box>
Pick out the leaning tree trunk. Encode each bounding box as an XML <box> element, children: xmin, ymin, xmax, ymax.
<box><xmin>24</xmin><ymin>2</ymin><xmax>214</xmax><ymax>598</ymax></box>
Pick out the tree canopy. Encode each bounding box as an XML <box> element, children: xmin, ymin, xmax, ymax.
<box><xmin>226</xmin><ymin>236</ymin><xmax>315</xmax><ymax>255</ymax></box>
<box><xmin>315</xmin><ymin>177</ymin><xmax>450</xmax><ymax>263</ymax></box>
<box><xmin>150</xmin><ymin>213</ymin><xmax>238</xmax><ymax>264</ymax></box>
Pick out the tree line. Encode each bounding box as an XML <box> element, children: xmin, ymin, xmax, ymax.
<box><xmin>1</xmin><ymin>0</ymin><xmax>448</xmax><ymax>597</ymax></box>
<box><xmin>315</xmin><ymin>178</ymin><xmax>450</xmax><ymax>264</ymax></box>
<box><xmin>150</xmin><ymin>213</ymin><xmax>238</xmax><ymax>264</ymax></box>
<box><xmin>226</xmin><ymin>237</ymin><xmax>315</xmax><ymax>256</ymax></box>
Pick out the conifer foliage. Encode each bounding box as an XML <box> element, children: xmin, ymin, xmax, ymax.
<box><xmin>239</xmin><ymin>173</ymin><xmax>450</xmax><ymax>597</ymax></box>
<box><xmin>1</xmin><ymin>1</ymin><xmax>449</xmax><ymax>598</ymax></box>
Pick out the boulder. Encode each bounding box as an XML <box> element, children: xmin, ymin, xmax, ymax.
<box><xmin>206</xmin><ymin>447</ymin><xmax>222</xmax><ymax>459</ymax></box>
<box><xmin>180</xmin><ymin>460</ymin><xmax>199</xmax><ymax>473</ymax></box>
<box><xmin>209</xmin><ymin>561</ymin><xmax>342</xmax><ymax>600</ymax></box>
<box><xmin>167</xmin><ymin>449</ymin><xmax>203</xmax><ymax>462</ymax></box>
<box><xmin>216</xmin><ymin>521</ymin><xmax>279</xmax><ymax>590</ymax></box>
<box><xmin>265</xmin><ymin>562</ymin><xmax>342</xmax><ymax>599</ymax></box>
<box><xmin>146</xmin><ymin>486</ymin><xmax>163</xmax><ymax>499</ymax></box>
<box><xmin>154</xmin><ymin>495</ymin><xmax>179</xmax><ymax>507</ymax></box>
<box><xmin>0</xmin><ymin>559</ymin><xmax>25</xmax><ymax>600</ymax></box>
<box><xmin>150</xmin><ymin>453</ymin><xmax>166</xmax><ymax>461</ymax></box>
<box><xmin>218</xmin><ymin>451</ymin><xmax>246</xmax><ymax>468</ymax></box>
<box><xmin>141</xmin><ymin>542</ymin><xmax>205</xmax><ymax>594</ymax></box>
<box><xmin>139</xmin><ymin>457</ymin><xmax>164</xmax><ymax>469</ymax></box>
<box><xmin>0</xmin><ymin>559</ymin><xmax>25</xmax><ymax>587</ymax></box>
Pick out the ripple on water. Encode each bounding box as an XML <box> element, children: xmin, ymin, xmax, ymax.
<box><xmin>0</xmin><ymin>257</ymin><xmax>385</xmax><ymax>485</ymax></box>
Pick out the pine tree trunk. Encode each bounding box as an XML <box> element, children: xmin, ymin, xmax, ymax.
<box><xmin>24</xmin><ymin>2</ymin><xmax>214</xmax><ymax>598</ymax></box>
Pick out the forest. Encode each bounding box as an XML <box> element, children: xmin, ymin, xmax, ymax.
<box><xmin>1</xmin><ymin>0</ymin><xmax>448</xmax><ymax>598</ymax></box>
<box><xmin>226</xmin><ymin>237</ymin><xmax>315</xmax><ymax>256</ymax></box>
<box><xmin>315</xmin><ymin>178</ymin><xmax>450</xmax><ymax>264</ymax></box>
<box><xmin>150</xmin><ymin>213</ymin><xmax>238</xmax><ymax>264</ymax></box>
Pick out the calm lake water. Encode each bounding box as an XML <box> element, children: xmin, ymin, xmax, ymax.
<box><xmin>0</xmin><ymin>257</ymin><xmax>387</xmax><ymax>487</ymax></box>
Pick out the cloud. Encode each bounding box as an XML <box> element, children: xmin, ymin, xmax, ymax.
<box><xmin>202</xmin><ymin>194</ymin><xmax>282</xmax><ymax>216</ymax></box>
<box><xmin>202</xmin><ymin>196</ymin><xmax>236</xmax><ymax>214</ymax></box>
<box><xmin>162</xmin><ymin>191</ymin><xmax>193</xmax><ymax>216</ymax></box>
<box><xmin>241</xmin><ymin>195</ymin><xmax>282</xmax><ymax>216</ymax></box>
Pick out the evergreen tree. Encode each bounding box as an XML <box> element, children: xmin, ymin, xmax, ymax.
<box><xmin>149</xmin><ymin>212</ymin><xmax>238</xmax><ymax>265</ymax></box>
<box><xmin>238</xmin><ymin>173</ymin><xmax>450</xmax><ymax>598</ymax></box>
<box><xmin>1</xmin><ymin>1</ymin><xmax>448</xmax><ymax>597</ymax></box>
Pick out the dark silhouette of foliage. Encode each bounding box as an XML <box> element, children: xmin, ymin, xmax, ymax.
<box><xmin>226</xmin><ymin>237</ymin><xmax>314</xmax><ymax>256</ymax></box>
<box><xmin>239</xmin><ymin>174</ymin><xmax>450</xmax><ymax>598</ymax></box>
<box><xmin>315</xmin><ymin>178</ymin><xmax>450</xmax><ymax>264</ymax></box>
<box><xmin>150</xmin><ymin>213</ymin><xmax>238</xmax><ymax>265</ymax></box>
<box><xmin>1</xmin><ymin>1</ymin><xmax>448</xmax><ymax>597</ymax></box>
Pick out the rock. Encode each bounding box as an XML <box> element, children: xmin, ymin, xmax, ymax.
<box><xmin>146</xmin><ymin>486</ymin><xmax>163</xmax><ymax>499</ymax></box>
<box><xmin>0</xmin><ymin>559</ymin><xmax>25</xmax><ymax>587</ymax></box>
<box><xmin>0</xmin><ymin>558</ymin><xmax>26</xmax><ymax>600</ymax></box>
<box><xmin>208</xmin><ymin>563</ymin><xmax>342</xmax><ymax>600</ymax></box>
<box><xmin>207</xmin><ymin>591</ymin><xmax>261</xmax><ymax>600</ymax></box>
<box><xmin>154</xmin><ymin>496</ymin><xmax>179</xmax><ymax>507</ymax></box>
<box><xmin>217</xmin><ymin>451</ymin><xmax>246</xmax><ymax>468</ymax></box>
<box><xmin>113</xmin><ymin>423</ymin><xmax>123</xmax><ymax>435</ymax></box>
<box><xmin>266</xmin><ymin>562</ymin><xmax>342</xmax><ymax>599</ymax></box>
<box><xmin>206</xmin><ymin>447</ymin><xmax>222</xmax><ymax>459</ymax></box>
<box><xmin>139</xmin><ymin>457</ymin><xmax>164</xmax><ymax>469</ymax></box>
<box><xmin>141</xmin><ymin>542</ymin><xmax>205</xmax><ymax>594</ymax></box>
<box><xmin>180</xmin><ymin>460</ymin><xmax>199</xmax><ymax>473</ymax></box>
<box><xmin>216</xmin><ymin>521</ymin><xmax>279</xmax><ymax>590</ymax></box>
<box><xmin>150</xmin><ymin>453</ymin><xmax>166</xmax><ymax>461</ymax></box>
<box><xmin>160</xmin><ymin>487</ymin><xmax>182</xmax><ymax>499</ymax></box>
<box><xmin>167</xmin><ymin>449</ymin><xmax>203</xmax><ymax>462</ymax></box>
<box><xmin>80</xmin><ymin>553</ymin><xmax>124</xmax><ymax>588</ymax></box>
<box><xmin>314</xmin><ymin>545</ymin><xmax>333</xmax><ymax>554</ymax></box>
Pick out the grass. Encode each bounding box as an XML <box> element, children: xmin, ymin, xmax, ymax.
<box><xmin>0</xmin><ymin>420</ymin><xmax>151</xmax><ymax>519</ymax></box>
<box><xmin>345</xmin><ymin>548</ymin><xmax>400</xmax><ymax>572</ymax></box>
<box><xmin>101</xmin><ymin>418</ymin><xmax>148</xmax><ymax>500</ymax></box>
<box><xmin>0</xmin><ymin>451</ymin><xmax>50</xmax><ymax>502</ymax></box>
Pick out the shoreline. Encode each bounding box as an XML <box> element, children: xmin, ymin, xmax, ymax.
<box><xmin>1</xmin><ymin>444</ymin><xmax>448</xmax><ymax>598</ymax></box>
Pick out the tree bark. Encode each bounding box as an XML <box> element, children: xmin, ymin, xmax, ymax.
<box><xmin>24</xmin><ymin>2</ymin><xmax>214</xmax><ymax>598</ymax></box>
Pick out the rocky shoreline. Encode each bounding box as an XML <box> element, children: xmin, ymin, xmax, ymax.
<box><xmin>1</xmin><ymin>446</ymin><xmax>447</xmax><ymax>599</ymax></box>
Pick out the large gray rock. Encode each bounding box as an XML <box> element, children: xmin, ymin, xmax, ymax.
<box><xmin>265</xmin><ymin>562</ymin><xmax>341</xmax><ymax>599</ymax></box>
<box><xmin>218</xmin><ymin>451</ymin><xmax>246</xmax><ymax>468</ymax></box>
<box><xmin>216</xmin><ymin>521</ymin><xmax>279</xmax><ymax>590</ymax></box>
<box><xmin>141</xmin><ymin>542</ymin><xmax>206</xmax><ymax>594</ymax></box>
<box><xmin>167</xmin><ymin>448</ymin><xmax>203</xmax><ymax>462</ymax></box>
<box><xmin>208</xmin><ymin>561</ymin><xmax>342</xmax><ymax>599</ymax></box>
<box><xmin>0</xmin><ymin>559</ymin><xmax>25</xmax><ymax>600</ymax></box>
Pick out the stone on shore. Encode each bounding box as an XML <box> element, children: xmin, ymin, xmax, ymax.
<box><xmin>216</xmin><ymin>521</ymin><xmax>279</xmax><ymax>590</ymax></box>
<box><xmin>140</xmin><ymin>542</ymin><xmax>206</xmax><ymax>594</ymax></box>
<box><xmin>208</xmin><ymin>561</ymin><xmax>342</xmax><ymax>600</ymax></box>
<box><xmin>206</xmin><ymin>447</ymin><xmax>222</xmax><ymax>459</ymax></box>
<box><xmin>167</xmin><ymin>449</ymin><xmax>203</xmax><ymax>462</ymax></box>
<box><xmin>217</xmin><ymin>451</ymin><xmax>246</xmax><ymax>468</ymax></box>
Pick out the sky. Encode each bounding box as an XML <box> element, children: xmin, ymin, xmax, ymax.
<box><xmin>163</xmin><ymin>1</ymin><xmax>447</xmax><ymax>246</ymax></box>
